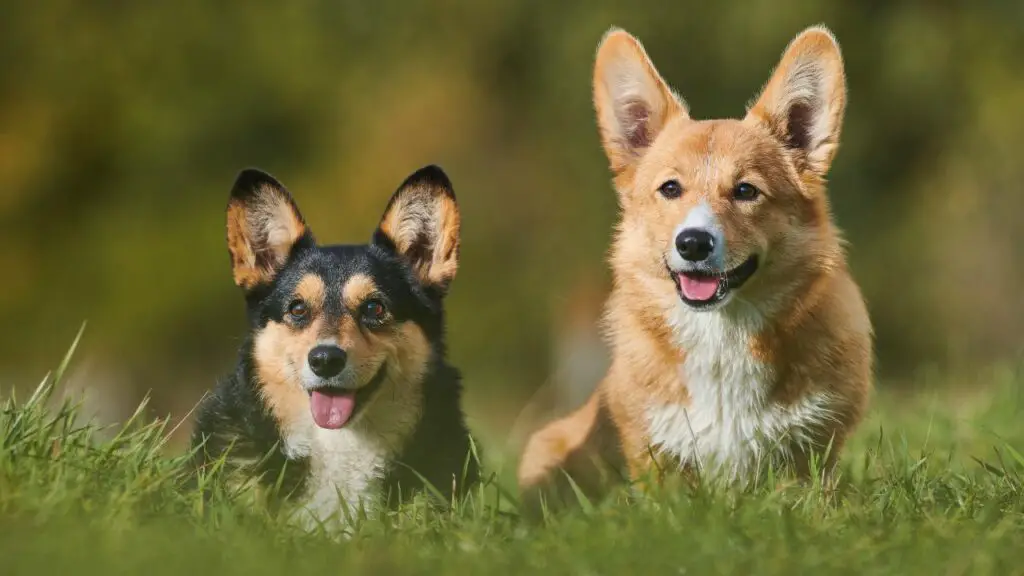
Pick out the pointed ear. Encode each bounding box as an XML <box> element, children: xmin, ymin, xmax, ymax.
<box><xmin>745</xmin><ymin>26</ymin><xmax>847</xmax><ymax>177</ymax></box>
<box><xmin>593</xmin><ymin>28</ymin><xmax>688</xmax><ymax>176</ymax></box>
<box><xmin>373</xmin><ymin>165</ymin><xmax>460</xmax><ymax>294</ymax></box>
<box><xmin>225</xmin><ymin>169</ymin><xmax>312</xmax><ymax>291</ymax></box>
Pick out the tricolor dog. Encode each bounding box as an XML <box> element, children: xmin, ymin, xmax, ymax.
<box><xmin>192</xmin><ymin>165</ymin><xmax>477</xmax><ymax>526</ymax></box>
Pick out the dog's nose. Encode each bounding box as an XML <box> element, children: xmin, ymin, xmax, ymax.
<box><xmin>308</xmin><ymin>345</ymin><xmax>347</xmax><ymax>378</ymax></box>
<box><xmin>676</xmin><ymin>229</ymin><xmax>716</xmax><ymax>262</ymax></box>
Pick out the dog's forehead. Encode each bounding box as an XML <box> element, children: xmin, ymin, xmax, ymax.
<box><xmin>279</xmin><ymin>246</ymin><xmax>376</xmax><ymax>296</ymax></box>
<box><xmin>673</xmin><ymin>122</ymin><xmax>745</xmax><ymax>173</ymax></box>
<box><xmin>645</xmin><ymin>119</ymin><xmax>785</xmax><ymax>196</ymax></box>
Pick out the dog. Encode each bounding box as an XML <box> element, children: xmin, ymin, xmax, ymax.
<box><xmin>191</xmin><ymin>165</ymin><xmax>478</xmax><ymax>526</ymax></box>
<box><xmin>518</xmin><ymin>26</ymin><xmax>872</xmax><ymax>507</ymax></box>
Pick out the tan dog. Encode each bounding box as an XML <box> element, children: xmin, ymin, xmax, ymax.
<box><xmin>519</xmin><ymin>26</ymin><xmax>872</xmax><ymax>507</ymax></box>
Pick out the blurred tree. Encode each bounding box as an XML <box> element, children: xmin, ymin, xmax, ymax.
<box><xmin>1</xmin><ymin>0</ymin><xmax>1022</xmax><ymax>444</ymax></box>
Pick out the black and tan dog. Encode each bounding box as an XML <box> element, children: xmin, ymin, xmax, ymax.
<box><xmin>191</xmin><ymin>165</ymin><xmax>477</xmax><ymax>525</ymax></box>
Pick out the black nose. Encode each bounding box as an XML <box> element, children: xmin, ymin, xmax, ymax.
<box><xmin>307</xmin><ymin>345</ymin><xmax>347</xmax><ymax>378</ymax></box>
<box><xmin>676</xmin><ymin>229</ymin><xmax>715</xmax><ymax>262</ymax></box>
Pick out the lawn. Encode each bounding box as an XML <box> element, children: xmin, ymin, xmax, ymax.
<box><xmin>2</xmin><ymin>335</ymin><xmax>1024</xmax><ymax>574</ymax></box>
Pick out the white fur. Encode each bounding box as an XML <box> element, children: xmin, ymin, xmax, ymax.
<box><xmin>679</xmin><ymin>202</ymin><xmax>717</xmax><ymax>233</ymax></box>
<box><xmin>647</xmin><ymin>301</ymin><xmax>835</xmax><ymax>483</ymax></box>
<box><xmin>279</xmin><ymin>368</ymin><xmax>423</xmax><ymax>530</ymax></box>
<box><xmin>668</xmin><ymin>201</ymin><xmax>728</xmax><ymax>272</ymax></box>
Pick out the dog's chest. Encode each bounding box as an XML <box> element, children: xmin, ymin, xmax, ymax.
<box><xmin>647</xmin><ymin>309</ymin><xmax>828</xmax><ymax>481</ymax></box>
<box><xmin>277</xmin><ymin>385</ymin><xmax>423</xmax><ymax>527</ymax></box>
<box><xmin>296</xmin><ymin>428</ymin><xmax>392</xmax><ymax>521</ymax></box>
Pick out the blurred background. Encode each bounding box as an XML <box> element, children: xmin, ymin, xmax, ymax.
<box><xmin>2</xmin><ymin>1</ymin><xmax>1023</xmax><ymax>462</ymax></box>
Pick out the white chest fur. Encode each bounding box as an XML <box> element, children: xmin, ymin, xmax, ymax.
<box><xmin>647</xmin><ymin>303</ymin><xmax>832</xmax><ymax>483</ymax></box>
<box><xmin>278</xmin><ymin>377</ymin><xmax>423</xmax><ymax>528</ymax></box>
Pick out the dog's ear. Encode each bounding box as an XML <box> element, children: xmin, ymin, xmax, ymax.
<box><xmin>593</xmin><ymin>28</ymin><xmax>688</xmax><ymax>178</ymax></box>
<box><xmin>745</xmin><ymin>26</ymin><xmax>846</xmax><ymax>178</ymax></box>
<box><xmin>226</xmin><ymin>169</ymin><xmax>313</xmax><ymax>291</ymax></box>
<box><xmin>373</xmin><ymin>165</ymin><xmax>460</xmax><ymax>295</ymax></box>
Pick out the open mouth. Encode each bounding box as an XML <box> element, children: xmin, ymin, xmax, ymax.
<box><xmin>671</xmin><ymin>255</ymin><xmax>759</xmax><ymax>309</ymax></box>
<box><xmin>307</xmin><ymin>363</ymin><xmax>388</xmax><ymax>430</ymax></box>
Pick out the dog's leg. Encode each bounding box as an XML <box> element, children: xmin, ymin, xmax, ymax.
<box><xmin>517</xmin><ymin>393</ymin><xmax>626</xmax><ymax>516</ymax></box>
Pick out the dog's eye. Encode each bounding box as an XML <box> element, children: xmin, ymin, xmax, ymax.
<box><xmin>658</xmin><ymin>179</ymin><xmax>683</xmax><ymax>199</ymax></box>
<box><xmin>734</xmin><ymin>182</ymin><xmax>761</xmax><ymax>201</ymax></box>
<box><xmin>287</xmin><ymin>299</ymin><xmax>309</xmax><ymax>320</ymax></box>
<box><xmin>361</xmin><ymin>299</ymin><xmax>388</xmax><ymax>326</ymax></box>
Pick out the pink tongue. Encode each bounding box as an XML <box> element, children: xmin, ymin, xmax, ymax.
<box><xmin>679</xmin><ymin>274</ymin><xmax>721</xmax><ymax>301</ymax></box>
<box><xmin>309</xmin><ymin>390</ymin><xmax>356</xmax><ymax>429</ymax></box>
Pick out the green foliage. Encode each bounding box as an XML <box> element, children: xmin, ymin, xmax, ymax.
<box><xmin>2</xmin><ymin>2</ymin><xmax>1024</xmax><ymax>427</ymax></box>
<box><xmin>3</xmin><ymin>345</ymin><xmax>1024</xmax><ymax>574</ymax></box>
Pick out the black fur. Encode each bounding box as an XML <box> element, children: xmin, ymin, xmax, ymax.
<box><xmin>191</xmin><ymin>166</ymin><xmax>479</xmax><ymax>509</ymax></box>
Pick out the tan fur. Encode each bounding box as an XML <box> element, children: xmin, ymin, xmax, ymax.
<box><xmin>255</xmin><ymin>316</ymin><xmax>323</xmax><ymax>432</ymax></box>
<box><xmin>295</xmin><ymin>275</ymin><xmax>326</xmax><ymax>309</ymax></box>
<box><xmin>342</xmin><ymin>274</ymin><xmax>378</xmax><ymax>310</ymax></box>
<box><xmin>518</xmin><ymin>393</ymin><xmax>602</xmax><ymax>490</ymax></box>
<box><xmin>226</xmin><ymin>186</ymin><xmax>307</xmax><ymax>289</ymax></box>
<box><xmin>379</xmin><ymin>185</ymin><xmax>460</xmax><ymax>289</ymax></box>
<box><xmin>519</xmin><ymin>26</ymin><xmax>872</xmax><ymax>503</ymax></box>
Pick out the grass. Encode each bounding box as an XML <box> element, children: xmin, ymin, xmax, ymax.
<box><xmin>3</xmin><ymin>334</ymin><xmax>1024</xmax><ymax>574</ymax></box>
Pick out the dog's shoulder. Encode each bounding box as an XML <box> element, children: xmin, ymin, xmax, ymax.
<box><xmin>191</xmin><ymin>364</ymin><xmax>309</xmax><ymax>496</ymax></box>
<box><xmin>383</xmin><ymin>361</ymin><xmax>479</xmax><ymax>504</ymax></box>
